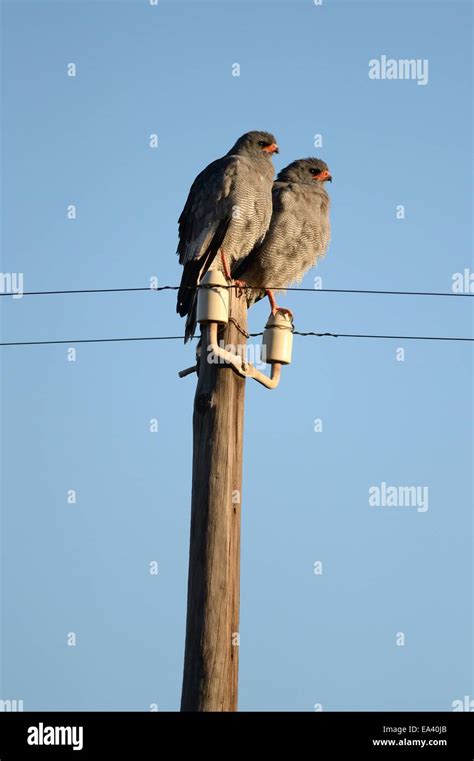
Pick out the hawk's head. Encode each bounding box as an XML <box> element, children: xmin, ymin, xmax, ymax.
<box><xmin>229</xmin><ymin>131</ymin><xmax>279</xmax><ymax>158</ymax></box>
<box><xmin>278</xmin><ymin>158</ymin><xmax>332</xmax><ymax>184</ymax></box>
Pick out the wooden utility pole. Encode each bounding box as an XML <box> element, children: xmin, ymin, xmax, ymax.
<box><xmin>180</xmin><ymin>288</ymin><xmax>247</xmax><ymax>712</ymax></box>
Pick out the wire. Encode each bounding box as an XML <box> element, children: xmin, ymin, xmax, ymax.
<box><xmin>0</xmin><ymin>287</ymin><xmax>153</xmax><ymax>296</ymax></box>
<box><xmin>0</xmin><ymin>285</ymin><xmax>473</xmax><ymax>298</ymax></box>
<box><xmin>287</xmin><ymin>287</ymin><xmax>473</xmax><ymax>298</ymax></box>
<box><xmin>292</xmin><ymin>332</ymin><xmax>473</xmax><ymax>342</ymax></box>
<box><xmin>0</xmin><ymin>336</ymin><xmax>184</xmax><ymax>346</ymax></box>
<box><xmin>1</xmin><ymin>331</ymin><xmax>472</xmax><ymax>347</ymax></box>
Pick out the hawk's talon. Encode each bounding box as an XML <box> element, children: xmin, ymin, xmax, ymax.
<box><xmin>265</xmin><ymin>289</ymin><xmax>292</xmax><ymax>320</ymax></box>
<box><xmin>233</xmin><ymin>279</ymin><xmax>247</xmax><ymax>297</ymax></box>
<box><xmin>271</xmin><ymin>306</ymin><xmax>293</xmax><ymax>320</ymax></box>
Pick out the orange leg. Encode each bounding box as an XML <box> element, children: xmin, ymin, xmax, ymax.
<box><xmin>220</xmin><ymin>250</ymin><xmax>232</xmax><ymax>281</ymax></box>
<box><xmin>265</xmin><ymin>289</ymin><xmax>293</xmax><ymax>318</ymax></box>
<box><xmin>220</xmin><ymin>251</ymin><xmax>247</xmax><ymax>293</ymax></box>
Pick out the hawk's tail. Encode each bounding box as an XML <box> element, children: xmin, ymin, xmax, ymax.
<box><xmin>176</xmin><ymin>216</ymin><xmax>232</xmax><ymax>343</ymax></box>
<box><xmin>176</xmin><ymin>260</ymin><xmax>201</xmax><ymax>318</ymax></box>
<box><xmin>184</xmin><ymin>296</ymin><xmax>198</xmax><ymax>343</ymax></box>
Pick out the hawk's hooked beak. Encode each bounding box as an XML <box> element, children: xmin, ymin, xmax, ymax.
<box><xmin>318</xmin><ymin>169</ymin><xmax>332</xmax><ymax>182</ymax></box>
<box><xmin>263</xmin><ymin>143</ymin><xmax>279</xmax><ymax>154</ymax></box>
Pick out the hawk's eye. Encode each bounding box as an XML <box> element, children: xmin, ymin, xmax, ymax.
<box><xmin>258</xmin><ymin>140</ymin><xmax>269</xmax><ymax>147</ymax></box>
<box><xmin>309</xmin><ymin>167</ymin><xmax>321</xmax><ymax>175</ymax></box>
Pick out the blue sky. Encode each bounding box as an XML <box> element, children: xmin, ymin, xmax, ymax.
<box><xmin>1</xmin><ymin>0</ymin><xmax>472</xmax><ymax>711</ymax></box>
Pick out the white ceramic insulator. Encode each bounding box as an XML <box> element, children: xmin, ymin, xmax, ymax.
<box><xmin>196</xmin><ymin>270</ymin><xmax>229</xmax><ymax>324</ymax></box>
<box><xmin>262</xmin><ymin>313</ymin><xmax>293</xmax><ymax>365</ymax></box>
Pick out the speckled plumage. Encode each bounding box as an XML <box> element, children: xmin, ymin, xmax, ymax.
<box><xmin>233</xmin><ymin>158</ymin><xmax>331</xmax><ymax>307</ymax></box>
<box><xmin>176</xmin><ymin>131</ymin><xmax>278</xmax><ymax>341</ymax></box>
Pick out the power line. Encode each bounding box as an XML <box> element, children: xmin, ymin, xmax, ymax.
<box><xmin>287</xmin><ymin>332</ymin><xmax>474</xmax><ymax>342</ymax></box>
<box><xmin>0</xmin><ymin>285</ymin><xmax>473</xmax><ymax>298</ymax></box>
<box><xmin>0</xmin><ymin>287</ymin><xmax>152</xmax><ymax>296</ymax></box>
<box><xmin>1</xmin><ymin>331</ymin><xmax>472</xmax><ymax>347</ymax></box>
<box><xmin>0</xmin><ymin>336</ymin><xmax>184</xmax><ymax>347</ymax></box>
<box><xmin>291</xmin><ymin>287</ymin><xmax>473</xmax><ymax>298</ymax></box>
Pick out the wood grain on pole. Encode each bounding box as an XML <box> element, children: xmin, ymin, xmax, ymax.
<box><xmin>180</xmin><ymin>288</ymin><xmax>247</xmax><ymax>711</ymax></box>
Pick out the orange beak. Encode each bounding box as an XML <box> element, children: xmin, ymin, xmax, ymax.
<box><xmin>316</xmin><ymin>169</ymin><xmax>332</xmax><ymax>182</ymax></box>
<box><xmin>263</xmin><ymin>143</ymin><xmax>279</xmax><ymax>154</ymax></box>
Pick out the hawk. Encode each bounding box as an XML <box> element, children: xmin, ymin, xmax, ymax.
<box><xmin>176</xmin><ymin>130</ymin><xmax>279</xmax><ymax>341</ymax></box>
<box><xmin>233</xmin><ymin>157</ymin><xmax>332</xmax><ymax>315</ymax></box>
